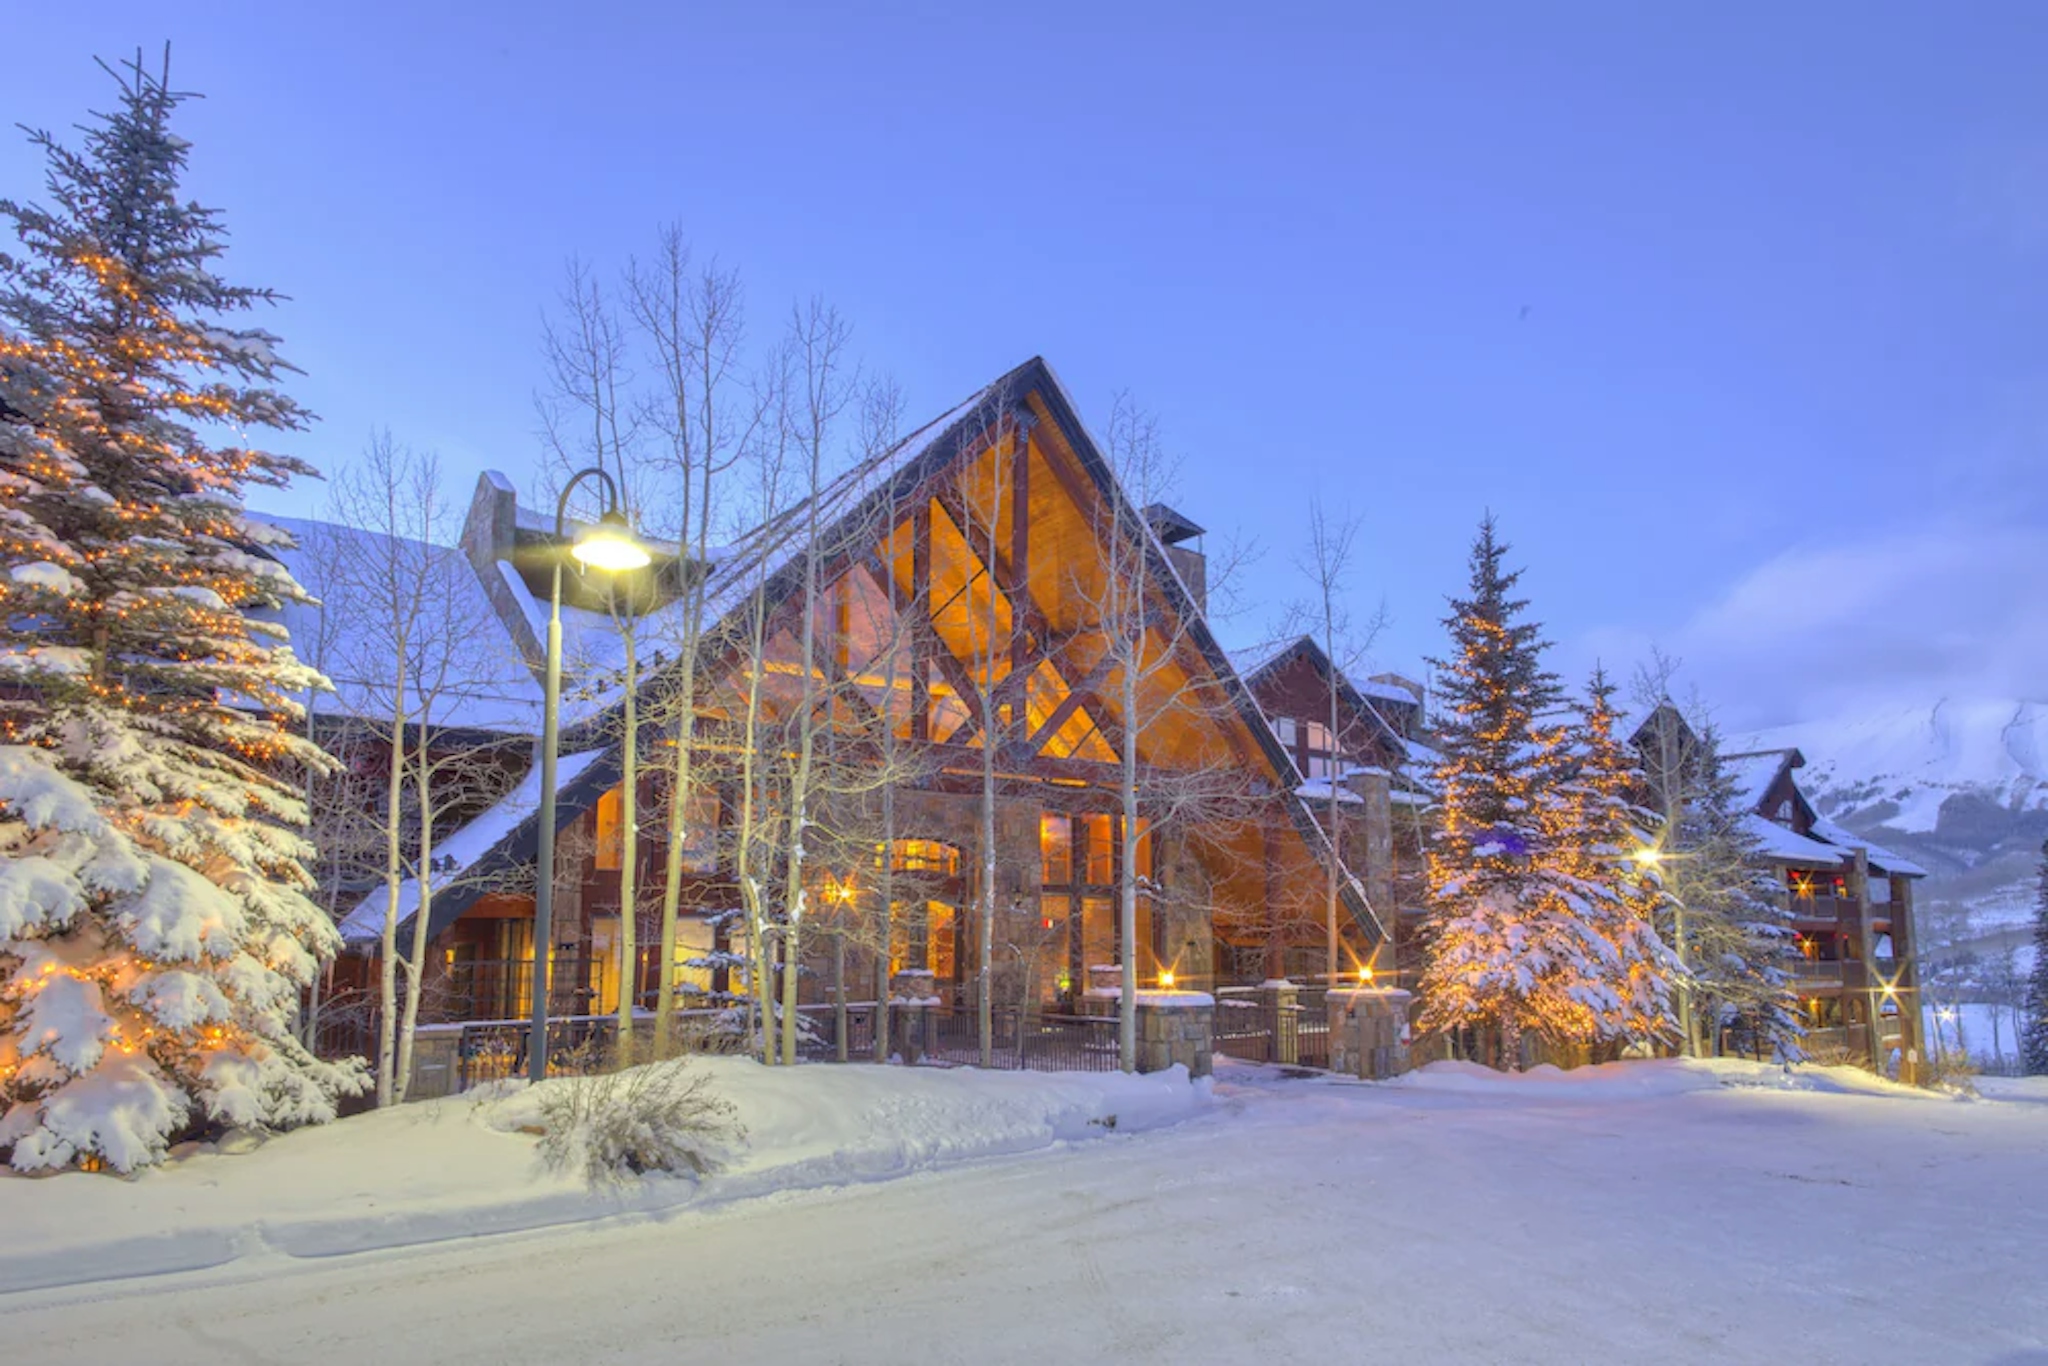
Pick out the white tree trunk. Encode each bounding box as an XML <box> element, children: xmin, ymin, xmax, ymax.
<box><xmin>375</xmin><ymin>692</ymin><xmax>406</xmax><ymax>1108</ymax></box>
<box><xmin>395</xmin><ymin>730</ymin><xmax>435</xmax><ymax>1103</ymax></box>
<box><xmin>1119</xmin><ymin>666</ymin><xmax>1140</xmax><ymax>1073</ymax></box>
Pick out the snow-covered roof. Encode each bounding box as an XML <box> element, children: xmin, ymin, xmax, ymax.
<box><xmin>1723</xmin><ymin>750</ymin><xmax>1794</xmax><ymax>817</ymax></box>
<box><xmin>508</xmin><ymin>384</ymin><xmax>1004</xmax><ymax>735</ymax></box>
<box><xmin>1294</xmin><ymin>778</ymin><xmax>1364</xmax><ymax>806</ymax></box>
<box><xmin>339</xmin><ymin>747</ymin><xmax>611</xmax><ymax>943</ymax></box>
<box><xmin>1809</xmin><ymin>815</ymin><xmax>1929</xmax><ymax>879</ymax></box>
<box><xmin>258</xmin><ymin>514</ymin><xmax>545</xmax><ymax>736</ymax></box>
<box><xmin>1360</xmin><ymin>677</ymin><xmax>1420</xmax><ymax>707</ymax></box>
<box><xmin>1742</xmin><ymin>813</ymin><xmax>1844</xmax><ymax>868</ymax></box>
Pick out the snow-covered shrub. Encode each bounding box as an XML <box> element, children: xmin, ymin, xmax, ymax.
<box><xmin>1924</xmin><ymin>1050</ymin><xmax>1980</xmax><ymax>1096</ymax></box>
<box><xmin>535</xmin><ymin>1059</ymin><xmax>744</xmax><ymax>1185</ymax></box>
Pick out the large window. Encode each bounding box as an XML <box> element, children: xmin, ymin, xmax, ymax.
<box><xmin>676</xmin><ymin>791</ymin><xmax>721</xmax><ymax>874</ymax></box>
<box><xmin>1040</xmin><ymin>811</ymin><xmax>1151</xmax><ymax>890</ymax></box>
<box><xmin>1273</xmin><ymin>715</ymin><xmax>1340</xmax><ymax>779</ymax></box>
<box><xmin>1041</xmin><ymin>814</ymin><xmax>1072</xmax><ymax>886</ymax></box>
<box><xmin>594</xmin><ymin>787</ymin><xmax>625</xmax><ymax>870</ymax></box>
<box><xmin>886</xmin><ymin>838</ymin><xmax>961</xmax><ymax>875</ymax></box>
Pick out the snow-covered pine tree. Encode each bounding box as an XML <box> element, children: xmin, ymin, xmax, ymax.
<box><xmin>0</xmin><ymin>53</ymin><xmax>365</xmax><ymax>1172</ymax></box>
<box><xmin>1545</xmin><ymin>669</ymin><xmax>1675</xmax><ymax>1050</ymax></box>
<box><xmin>2020</xmin><ymin>840</ymin><xmax>2048</xmax><ymax>1076</ymax></box>
<box><xmin>1417</xmin><ymin>518</ymin><xmax>1611</xmax><ymax>1069</ymax></box>
<box><xmin>1637</xmin><ymin>707</ymin><xmax>1803</xmax><ymax>1061</ymax></box>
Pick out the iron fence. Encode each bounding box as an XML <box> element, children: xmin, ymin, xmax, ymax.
<box><xmin>454</xmin><ymin>1014</ymin><xmax>620</xmax><ymax>1090</ymax></box>
<box><xmin>364</xmin><ymin>998</ymin><xmax>1139</xmax><ymax>1101</ymax></box>
<box><xmin>907</xmin><ymin>1006</ymin><xmax>1121</xmax><ymax>1072</ymax></box>
<box><xmin>1210</xmin><ymin>986</ymin><xmax>1331</xmax><ymax>1069</ymax></box>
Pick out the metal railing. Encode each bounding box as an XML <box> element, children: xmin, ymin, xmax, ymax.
<box><xmin>454</xmin><ymin>1014</ymin><xmax>621</xmax><ymax>1090</ymax></box>
<box><xmin>903</xmin><ymin>1007</ymin><xmax>1122</xmax><ymax>1072</ymax></box>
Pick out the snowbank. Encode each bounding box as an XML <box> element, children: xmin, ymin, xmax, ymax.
<box><xmin>1976</xmin><ymin>1075</ymin><xmax>2048</xmax><ymax>1105</ymax></box>
<box><xmin>1385</xmin><ymin>1056</ymin><xmax>1955</xmax><ymax>1102</ymax></box>
<box><xmin>0</xmin><ymin>1058</ymin><xmax>1209</xmax><ymax>1295</ymax></box>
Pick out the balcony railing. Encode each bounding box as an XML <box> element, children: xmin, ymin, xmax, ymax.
<box><xmin>1786</xmin><ymin>894</ymin><xmax>1860</xmax><ymax>923</ymax></box>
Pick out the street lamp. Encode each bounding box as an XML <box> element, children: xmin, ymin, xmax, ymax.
<box><xmin>529</xmin><ymin>467</ymin><xmax>650</xmax><ymax>1084</ymax></box>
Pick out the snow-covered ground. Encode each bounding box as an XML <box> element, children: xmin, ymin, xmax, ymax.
<box><xmin>0</xmin><ymin>1056</ymin><xmax>1205</xmax><ymax>1294</ymax></box>
<box><xmin>4</xmin><ymin>1057</ymin><xmax>2047</xmax><ymax>1363</ymax></box>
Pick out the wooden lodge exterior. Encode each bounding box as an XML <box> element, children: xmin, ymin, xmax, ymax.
<box><xmin>1237</xmin><ymin>635</ymin><xmax>1432</xmax><ymax>979</ymax></box>
<box><xmin>304</xmin><ymin>359</ymin><xmax>1379</xmax><ymax>1039</ymax></box>
<box><xmin>1629</xmin><ymin>706</ymin><xmax>1928</xmax><ymax>1073</ymax></box>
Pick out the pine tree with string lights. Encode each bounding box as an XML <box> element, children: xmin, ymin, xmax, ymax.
<box><xmin>1417</xmin><ymin>517</ymin><xmax>1614</xmax><ymax>1069</ymax></box>
<box><xmin>0</xmin><ymin>51</ymin><xmax>366</xmax><ymax>1172</ymax></box>
<box><xmin>2020</xmin><ymin>841</ymin><xmax>2048</xmax><ymax>1076</ymax></box>
<box><xmin>1545</xmin><ymin>668</ymin><xmax>1676</xmax><ymax>1051</ymax></box>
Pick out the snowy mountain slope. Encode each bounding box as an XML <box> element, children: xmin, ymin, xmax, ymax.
<box><xmin>1741</xmin><ymin>698</ymin><xmax>2048</xmax><ymax>955</ymax></box>
<box><xmin>1746</xmin><ymin>698</ymin><xmax>2048</xmax><ymax>834</ymax></box>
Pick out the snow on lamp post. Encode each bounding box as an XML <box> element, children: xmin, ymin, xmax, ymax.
<box><xmin>529</xmin><ymin>469</ymin><xmax>651</xmax><ymax>1085</ymax></box>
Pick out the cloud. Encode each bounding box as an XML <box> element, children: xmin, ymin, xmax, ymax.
<box><xmin>1579</xmin><ymin>519</ymin><xmax>2048</xmax><ymax>732</ymax></box>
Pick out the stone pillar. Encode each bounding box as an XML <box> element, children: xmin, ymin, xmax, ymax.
<box><xmin>1345</xmin><ymin>766</ymin><xmax>1396</xmax><ymax>931</ymax></box>
<box><xmin>406</xmin><ymin>1027</ymin><xmax>464</xmax><ymax>1100</ymax></box>
<box><xmin>1326</xmin><ymin>988</ymin><xmax>1413</xmax><ymax>1079</ymax></box>
<box><xmin>1134</xmin><ymin>992</ymin><xmax>1214</xmax><ymax>1078</ymax></box>
<box><xmin>1257</xmin><ymin>980</ymin><xmax>1299</xmax><ymax>1065</ymax></box>
<box><xmin>889</xmin><ymin>969</ymin><xmax>939</xmax><ymax>1065</ymax></box>
<box><xmin>1081</xmin><ymin>963</ymin><xmax>1123</xmax><ymax>1019</ymax></box>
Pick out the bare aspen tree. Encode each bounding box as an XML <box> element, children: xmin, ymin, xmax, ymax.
<box><xmin>721</xmin><ymin>363</ymin><xmax>795</xmax><ymax>1064</ymax></box>
<box><xmin>317</xmin><ymin>436</ymin><xmax>509</xmax><ymax>1103</ymax></box>
<box><xmin>941</xmin><ymin>397</ymin><xmax>1025</xmax><ymax>1068</ymax></box>
<box><xmin>1077</xmin><ymin>395</ymin><xmax>1261</xmax><ymax>1069</ymax></box>
<box><xmin>625</xmin><ymin>229</ymin><xmax>757</xmax><ymax>1058</ymax></box>
<box><xmin>775</xmin><ymin>300</ymin><xmax>856</xmax><ymax>1066</ymax></box>
<box><xmin>1275</xmin><ymin>504</ymin><xmax>1393</xmax><ymax>984</ymax></box>
<box><xmin>538</xmin><ymin>261</ymin><xmax>646</xmax><ymax>1064</ymax></box>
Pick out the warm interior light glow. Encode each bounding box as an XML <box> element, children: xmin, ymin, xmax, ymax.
<box><xmin>1631</xmin><ymin>847</ymin><xmax>1663</xmax><ymax>867</ymax></box>
<box><xmin>1359</xmin><ymin>966</ymin><xmax>1375</xmax><ymax>984</ymax></box>
<box><xmin>1158</xmin><ymin>969</ymin><xmax>1176</xmax><ymax>989</ymax></box>
<box><xmin>572</xmin><ymin>512</ymin><xmax>653</xmax><ymax>572</ymax></box>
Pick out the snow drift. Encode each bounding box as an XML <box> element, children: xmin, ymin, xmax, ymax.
<box><xmin>0</xmin><ymin>1057</ymin><xmax>1210</xmax><ymax>1295</ymax></box>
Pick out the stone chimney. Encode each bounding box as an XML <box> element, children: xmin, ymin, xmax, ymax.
<box><xmin>1344</xmin><ymin>766</ymin><xmax>1396</xmax><ymax>931</ymax></box>
<box><xmin>461</xmin><ymin>471</ymin><xmax>543</xmax><ymax>666</ymax></box>
<box><xmin>1142</xmin><ymin>502</ymin><xmax>1207</xmax><ymax>615</ymax></box>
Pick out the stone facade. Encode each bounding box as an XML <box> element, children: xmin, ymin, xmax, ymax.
<box><xmin>1134</xmin><ymin>995</ymin><xmax>1214</xmax><ymax>1078</ymax></box>
<box><xmin>404</xmin><ymin>1026</ymin><xmax>464</xmax><ymax>1101</ymax></box>
<box><xmin>1327</xmin><ymin>987</ymin><xmax>1413</xmax><ymax>1079</ymax></box>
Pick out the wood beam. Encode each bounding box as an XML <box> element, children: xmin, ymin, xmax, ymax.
<box><xmin>1026</xmin><ymin>653</ymin><xmax>1114</xmax><ymax>753</ymax></box>
<box><xmin>1009</xmin><ymin>415</ymin><xmax>1034</xmax><ymax>715</ymax></box>
<box><xmin>911</xmin><ymin>500</ymin><xmax>931</xmax><ymax>744</ymax></box>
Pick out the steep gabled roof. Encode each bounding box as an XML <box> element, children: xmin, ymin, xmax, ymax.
<box><xmin>259</xmin><ymin>514</ymin><xmax>545</xmax><ymax>737</ymax></box>
<box><xmin>1722</xmin><ymin>748</ymin><xmax>1804</xmax><ymax>820</ymax></box>
<box><xmin>1238</xmin><ymin>633</ymin><xmax>1411</xmax><ymax>763</ymax></box>
<box><xmin>345</xmin><ymin>356</ymin><xmax>1386</xmax><ymax>945</ymax></box>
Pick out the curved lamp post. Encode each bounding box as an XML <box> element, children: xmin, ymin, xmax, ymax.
<box><xmin>530</xmin><ymin>467</ymin><xmax>651</xmax><ymax>1084</ymax></box>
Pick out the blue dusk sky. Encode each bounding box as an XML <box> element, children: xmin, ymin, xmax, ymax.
<box><xmin>8</xmin><ymin>3</ymin><xmax>2046</xmax><ymax>729</ymax></box>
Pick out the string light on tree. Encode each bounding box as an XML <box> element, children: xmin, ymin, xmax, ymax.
<box><xmin>0</xmin><ymin>50</ymin><xmax>367</xmax><ymax>1173</ymax></box>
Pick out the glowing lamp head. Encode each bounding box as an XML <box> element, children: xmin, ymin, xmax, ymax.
<box><xmin>1158</xmin><ymin>969</ymin><xmax>1176</xmax><ymax>989</ymax></box>
<box><xmin>571</xmin><ymin>511</ymin><xmax>653</xmax><ymax>573</ymax></box>
<box><xmin>1631</xmin><ymin>846</ymin><xmax>1664</xmax><ymax>868</ymax></box>
<box><xmin>1359</xmin><ymin>966</ymin><xmax>1376</xmax><ymax>985</ymax></box>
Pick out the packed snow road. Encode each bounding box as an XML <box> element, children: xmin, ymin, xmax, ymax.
<box><xmin>5</xmin><ymin>1063</ymin><xmax>2046</xmax><ymax>1364</ymax></box>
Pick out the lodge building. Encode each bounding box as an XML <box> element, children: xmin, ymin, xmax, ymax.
<box><xmin>294</xmin><ymin>358</ymin><xmax>1387</xmax><ymax>1048</ymax></box>
<box><xmin>284</xmin><ymin>355</ymin><xmax>1926</xmax><ymax>1080</ymax></box>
